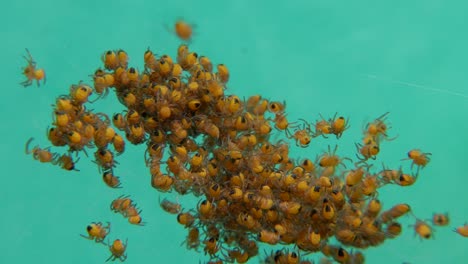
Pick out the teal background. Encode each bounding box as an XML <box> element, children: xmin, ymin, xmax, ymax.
<box><xmin>2</xmin><ymin>0</ymin><xmax>467</xmax><ymax>263</ymax></box>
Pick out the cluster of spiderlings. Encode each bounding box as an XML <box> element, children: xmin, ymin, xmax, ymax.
<box><xmin>27</xmin><ymin>44</ymin><xmax>443</xmax><ymax>264</ymax></box>
<box><xmin>42</xmin><ymin>81</ymin><xmax>126</xmax><ymax>186</ymax></box>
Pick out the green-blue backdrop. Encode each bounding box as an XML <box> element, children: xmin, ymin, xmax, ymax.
<box><xmin>2</xmin><ymin>0</ymin><xmax>467</xmax><ymax>263</ymax></box>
